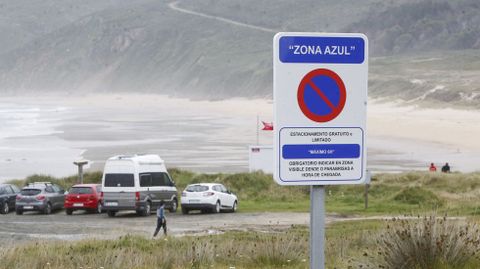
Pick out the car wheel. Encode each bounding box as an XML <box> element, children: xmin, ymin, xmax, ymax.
<box><xmin>181</xmin><ymin>207</ymin><xmax>189</xmax><ymax>215</ymax></box>
<box><xmin>169</xmin><ymin>199</ymin><xmax>178</xmax><ymax>213</ymax></box>
<box><xmin>66</xmin><ymin>209</ymin><xmax>73</xmax><ymax>215</ymax></box>
<box><xmin>107</xmin><ymin>210</ymin><xmax>116</xmax><ymax>217</ymax></box>
<box><xmin>1</xmin><ymin>202</ymin><xmax>8</xmax><ymax>214</ymax></box>
<box><xmin>97</xmin><ymin>203</ymin><xmax>103</xmax><ymax>214</ymax></box>
<box><xmin>44</xmin><ymin>203</ymin><xmax>52</xmax><ymax>215</ymax></box>
<box><xmin>231</xmin><ymin>201</ymin><xmax>238</xmax><ymax>213</ymax></box>
<box><xmin>15</xmin><ymin>209</ymin><xmax>23</xmax><ymax>215</ymax></box>
<box><xmin>214</xmin><ymin>201</ymin><xmax>220</xmax><ymax>213</ymax></box>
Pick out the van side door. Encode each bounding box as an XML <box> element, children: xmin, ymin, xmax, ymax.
<box><xmin>151</xmin><ymin>173</ymin><xmax>176</xmax><ymax>206</ymax></box>
<box><xmin>149</xmin><ymin>173</ymin><xmax>167</xmax><ymax>207</ymax></box>
<box><xmin>165</xmin><ymin>173</ymin><xmax>177</xmax><ymax>202</ymax></box>
<box><xmin>139</xmin><ymin>173</ymin><xmax>152</xmax><ymax>204</ymax></box>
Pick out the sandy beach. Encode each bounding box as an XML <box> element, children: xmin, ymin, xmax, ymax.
<box><xmin>1</xmin><ymin>94</ymin><xmax>479</xmax><ymax>182</ymax></box>
<box><xmin>368</xmin><ymin>100</ymin><xmax>480</xmax><ymax>172</ymax></box>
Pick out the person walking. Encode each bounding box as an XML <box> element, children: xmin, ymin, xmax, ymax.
<box><xmin>429</xmin><ymin>163</ymin><xmax>437</xmax><ymax>172</ymax></box>
<box><xmin>153</xmin><ymin>201</ymin><xmax>167</xmax><ymax>237</ymax></box>
<box><xmin>441</xmin><ymin>162</ymin><xmax>451</xmax><ymax>173</ymax></box>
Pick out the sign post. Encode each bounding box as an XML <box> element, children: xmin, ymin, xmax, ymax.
<box><xmin>273</xmin><ymin>33</ymin><xmax>368</xmax><ymax>269</ymax></box>
<box><xmin>73</xmin><ymin>160</ymin><xmax>89</xmax><ymax>184</ymax></box>
<box><xmin>310</xmin><ymin>185</ymin><xmax>325</xmax><ymax>267</ymax></box>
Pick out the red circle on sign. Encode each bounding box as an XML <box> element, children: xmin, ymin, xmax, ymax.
<box><xmin>297</xmin><ymin>68</ymin><xmax>346</xmax><ymax>123</ymax></box>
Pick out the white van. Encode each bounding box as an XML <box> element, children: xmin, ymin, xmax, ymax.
<box><xmin>101</xmin><ymin>154</ymin><xmax>178</xmax><ymax>217</ymax></box>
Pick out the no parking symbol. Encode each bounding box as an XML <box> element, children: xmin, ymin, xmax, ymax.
<box><xmin>297</xmin><ymin>69</ymin><xmax>346</xmax><ymax>123</ymax></box>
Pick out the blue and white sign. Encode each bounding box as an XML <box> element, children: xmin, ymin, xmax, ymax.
<box><xmin>279</xmin><ymin>36</ymin><xmax>365</xmax><ymax>64</ymax></box>
<box><xmin>273</xmin><ymin>33</ymin><xmax>368</xmax><ymax>185</ymax></box>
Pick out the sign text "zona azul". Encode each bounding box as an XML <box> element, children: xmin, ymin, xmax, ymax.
<box><xmin>289</xmin><ymin>45</ymin><xmax>355</xmax><ymax>56</ymax></box>
<box><xmin>279</xmin><ymin>36</ymin><xmax>365</xmax><ymax>64</ymax></box>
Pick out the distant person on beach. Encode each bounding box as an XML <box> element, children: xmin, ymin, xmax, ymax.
<box><xmin>429</xmin><ymin>163</ymin><xmax>437</xmax><ymax>172</ymax></box>
<box><xmin>441</xmin><ymin>163</ymin><xmax>451</xmax><ymax>173</ymax></box>
<box><xmin>153</xmin><ymin>201</ymin><xmax>167</xmax><ymax>237</ymax></box>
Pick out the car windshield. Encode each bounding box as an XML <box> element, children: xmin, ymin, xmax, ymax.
<box><xmin>69</xmin><ymin>187</ymin><xmax>93</xmax><ymax>194</ymax></box>
<box><xmin>104</xmin><ymin>174</ymin><xmax>135</xmax><ymax>187</ymax></box>
<box><xmin>186</xmin><ymin>185</ymin><xmax>209</xmax><ymax>192</ymax></box>
<box><xmin>21</xmin><ymin>189</ymin><xmax>42</xmax><ymax>196</ymax></box>
<box><xmin>0</xmin><ymin>188</ymin><xmax>4</xmax><ymax>195</ymax></box>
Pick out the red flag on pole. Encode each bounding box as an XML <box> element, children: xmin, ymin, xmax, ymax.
<box><xmin>261</xmin><ymin>121</ymin><xmax>274</xmax><ymax>131</ymax></box>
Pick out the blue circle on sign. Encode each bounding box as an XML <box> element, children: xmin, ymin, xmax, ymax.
<box><xmin>304</xmin><ymin>75</ymin><xmax>341</xmax><ymax>115</ymax></box>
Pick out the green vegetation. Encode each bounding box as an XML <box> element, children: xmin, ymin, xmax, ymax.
<box><xmin>8</xmin><ymin>170</ymin><xmax>480</xmax><ymax>216</ymax></box>
<box><xmin>393</xmin><ymin>186</ymin><xmax>444</xmax><ymax>206</ymax></box>
<box><xmin>7</xmin><ymin>172</ymin><xmax>104</xmax><ymax>191</ymax></box>
<box><xmin>0</xmin><ymin>220</ymin><xmax>374</xmax><ymax>269</ymax></box>
<box><xmin>5</xmin><ymin>169</ymin><xmax>480</xmax><ymax>269</ymax></box>
<box><xmin>0</xmin><ymin>228</ymin><xmax>309</xmax><ymax>269</ymax></box>
<box><xmin>357</xmin><ymin>215</ymin><xmax>480</xmax><ymax>269</ymax></box>
<box><xmin>2</xmin><ymin>217</ymin><xmax>478</xmax><ymax>269</ymax></box>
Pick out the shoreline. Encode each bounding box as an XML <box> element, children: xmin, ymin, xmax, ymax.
<box><xmin>1</xmin><ymin>94</ymin><xmax>479</xmax><ymax>181</ymax></box>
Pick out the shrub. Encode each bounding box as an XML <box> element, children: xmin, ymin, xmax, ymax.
<box><xmin>10</xmin><ymin>172</ymin><xmax>103</xmax><ymax>190</ymax></box>
<box><xmin>393</xmin><ymin>186</ymin><xmax>444</xmax><ymax>206</ymax></box>
<box><xmin>359</xmin><ymin>215</ymin><xmax>480</xmax><ymax>268</ymax></box>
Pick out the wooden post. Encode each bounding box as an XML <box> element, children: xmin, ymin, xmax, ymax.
<box><xmin>364</xmin><ymin>183</ymin><xmax>369</xmax><ymax>209</ymax></box>
<box><xmin>364</xmin><ymin>170</ymin><xmax>371</xmax><ymax>209</ymax></box>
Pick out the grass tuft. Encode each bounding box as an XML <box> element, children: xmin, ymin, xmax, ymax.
<box><xmin>393</xmin><ymin>186</ymin><xmax>444</xmax><ymax>206</ymax></box>
<box><xmin>358</xmin><ymin>214</ymin><xmax>480</xmax><ymax>268</ymax></box>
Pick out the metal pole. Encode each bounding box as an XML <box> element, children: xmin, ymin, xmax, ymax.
<box><xmin>74</xmin><ymin>160</ymin><xmax>88</xmax><ymax>184</ymax></box>
<box><xmin>78</xmin><ymin>165</ymin><xmax>84</xmax><ymax>184</ymax></box>
<box><xmin>310</xmin><ymin>185</ymin><xmax>325</xmax><ymax>269</ymax></box>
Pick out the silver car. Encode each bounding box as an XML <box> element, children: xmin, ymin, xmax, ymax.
<box><xmin>15</xmin><ymin>182</ymin><xmax>65</xmax><ymax>215</ymax></box>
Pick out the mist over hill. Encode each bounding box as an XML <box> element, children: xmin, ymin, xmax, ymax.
<box><xmin>0</xmin><ymin>0</ymin><xmax>479</xmax><ymax>103</ymax></box>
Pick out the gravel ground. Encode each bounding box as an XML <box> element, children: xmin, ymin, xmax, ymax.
<box><xmin>0</xmin><ymin>210</ymin><xmax>312</xmax><ymax>245</ymax></box>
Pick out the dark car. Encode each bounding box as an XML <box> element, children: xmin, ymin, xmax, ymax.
<box><xmin>65</xmin><ymin>184</ymin><xmax>103</xmax><ymax>215</ymax></box>
<box><xmin>0</xmin><ymin>184</ymin><xmax>21</xmax><ymax>214</ymax></box>
<box><xmin>16</xmin><ymin>182</ymin><xmax>65</xmax><ymax>215</ymax></box>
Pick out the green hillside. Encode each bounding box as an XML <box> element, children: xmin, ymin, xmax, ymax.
<box><xmin>0</xmin><ymin>0</ymin><xmax>479</xmax><ymax>104</ymax></box>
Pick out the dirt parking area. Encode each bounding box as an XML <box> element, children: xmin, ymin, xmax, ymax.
<box><xmin>0</xmin><ymin>210</ymin><xmax>313</xmax><ymax>244</ymax></box>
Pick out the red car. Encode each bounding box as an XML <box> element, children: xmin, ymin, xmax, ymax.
<box><xmin>64</xmin><ymin>184</ymin><xmax>103</xmax><ymax>215</ymax></box>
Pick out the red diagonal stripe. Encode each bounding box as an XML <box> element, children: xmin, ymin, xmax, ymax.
<box><xmin>308</xmin><ymin>81</ymin><xmax>336</xmax><ymax>112</ymax></box>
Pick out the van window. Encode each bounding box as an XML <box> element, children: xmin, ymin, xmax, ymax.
<box><xmin>140</xmin><ymin>174</ymin><xmax>152</xmax><ymax>187</ymax></box>
<box><xmin>105</xmin><ymin>174</ymin><xmax>135</xmax><ymax>187</ymax></box>
<box><xmin>151</xmin><ymin>172</ymin><xmax>171</xmax><ymax>187</ymax></box>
